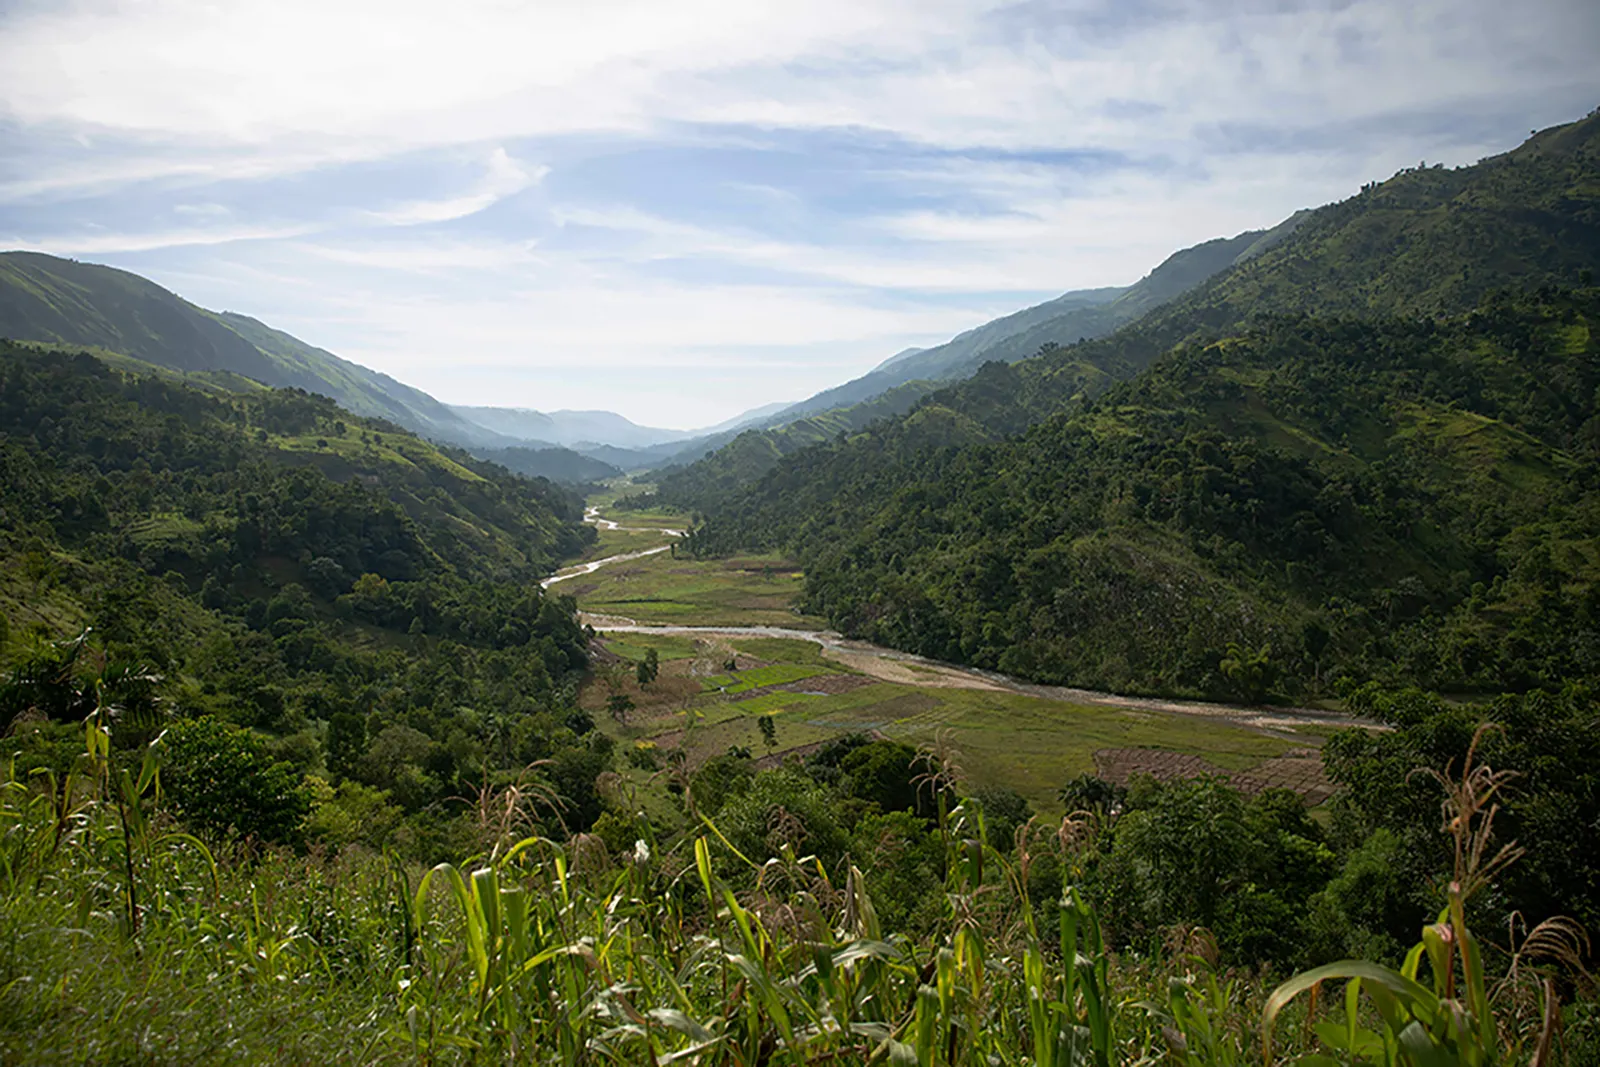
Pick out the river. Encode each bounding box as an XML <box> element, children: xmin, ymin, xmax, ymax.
<box><xmin>542</xmin><ymin>505</ymin><xmax>1362</xmax><ymax>734</ymax></box>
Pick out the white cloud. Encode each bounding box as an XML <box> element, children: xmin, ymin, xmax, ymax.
<box><xmin>172</xmin><ymin>201</ymin><xmax>232</xmax><ymax>218</ymax></box>
<box><xmin>5</xmin><ymin>221</ymin><xmax>319</xmax><ymax>254</ymax></box>
<box><xmin>7</xmin><ymin>0</ymin><xmax>1588</xmax><ymax>163</ymax></box>
<box><xmin>366</xmin><ymin>148</ymin><xmax>548</xmax><ymax>225</ymax></box>
<box><xmin>2</xmin><ymin>0</ymin><xmax>1595</xmax><ymax>424</ymax></box>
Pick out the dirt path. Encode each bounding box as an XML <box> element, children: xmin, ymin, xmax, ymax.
<box><xmin>820</xmin><ymin>647</ymin><xmax>1005</xmax><ymax>691</ymax></box>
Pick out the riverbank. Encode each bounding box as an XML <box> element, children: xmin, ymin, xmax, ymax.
<box><xmin>549</xmin><ymin>498</ymin><xmax>1363</xmax><ymax>811</ymax></box>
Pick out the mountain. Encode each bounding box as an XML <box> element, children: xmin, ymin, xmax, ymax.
<box><xmin>650</xmin><ymin>219</ymin><xmax>1312</xmax><ymax>506</ymax></box>
<box><xmin>696</xmin><ymin>400</ymin><xmax>796</xmax><ymax>435</ymax></box>
<box><xmin>678</xmin><ymin>110</ymin><xmax>1600</xmax><ymax>699</ymax></box>
<box><xmin>761</xmin><ymin>229</ymin><xmax>1299</xmax><ymax>425</ymax></box>
<box><xmin>473</xmin><ymin>445</ymin><xmax>623</xmax><ymax>485</ymax></box>
<box><xmin>649</xmin><ymin>380</ymin><xmax>946</xmax><ymax>508</ymax></box>
<box><xmin>689</xmin><ymin>288</ymin><xmax>1600</xmax><ymax>698</ymax></box>
<box><xmin>451</xmin><ymin>406</ymin><xmax>694</xmax><ymax>450</ymax></box>
<box><xmin>0</xmin><ymin>252</ymin><xmax>511</xmax><ymax>449</ymax></box>
<box><xmin>870</xmin><ymin>345</ymin><xmax>930</xmax><ymax>373</ymax></box>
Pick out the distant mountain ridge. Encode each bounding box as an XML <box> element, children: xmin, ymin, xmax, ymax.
<box><xmin>650</xmin><ymin>212</ymin><xmax>1314</xmax><ymax>504</ymax></box>
<box><xmin>0</xmin><ymin>252</ymin><xmax>516</xmax><ymax>449</ymax></box>
<box><xmin>450</xmin><ymin>405</ymin><xmax>696</xmax><ymax>450</ymax></box>
<box><xmin>758</xmin><ymin>220</ymin><xmax>1308</xmax><ymax>426</ymax></box>
<box><xmin>0</xmin><ymin>251</ymin><xmax>748</xmax><ymax>462</ymax></box>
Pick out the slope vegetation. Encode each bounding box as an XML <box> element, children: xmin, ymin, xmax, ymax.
<box><xmin>666</xmin><ymin>114</ymin><xmax>1599</xmax><ymax>515</ymax></box>
<box><xmin>648</xmin><ymin>379</ymin><xmax>945</xmax><ymax>510</ymax></box>
<box><xmin>689</xmin><ymin>290</ymin><xmax>1600</xmax><ymax>698</ymax></box>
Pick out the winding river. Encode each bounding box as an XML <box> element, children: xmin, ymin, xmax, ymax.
<box><xmin>542</xmin><ymin>505</ymin><xmax>1361</xmax><ymax>734</ymax></box>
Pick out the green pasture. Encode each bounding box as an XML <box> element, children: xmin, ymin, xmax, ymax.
<box><xmin>603</xmin><ymin>634</ymin><xmax>1306</xmax><ymax>812</ymax></box>
<box><xmin>570</xmin><ymin>551</ymin><xmax>824</xmax><ymax>627</ymax></box>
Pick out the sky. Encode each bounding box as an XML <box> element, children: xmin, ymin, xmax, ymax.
<box><xmin>1</xmin><ymin>1</ymin><xmax>1597</xmax><ymax>429</ymax></box>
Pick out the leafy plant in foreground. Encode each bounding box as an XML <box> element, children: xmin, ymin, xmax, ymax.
<box><xmin>1264</xmin><ymin>728</ymin><xmax>1590</xmax><ymax>1066</ymax></box>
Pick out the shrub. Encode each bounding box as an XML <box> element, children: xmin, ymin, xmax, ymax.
<box><xmin>159</xmin><ymin>716</ymin><xmax>311</xmax><ymax>844</ymax></box>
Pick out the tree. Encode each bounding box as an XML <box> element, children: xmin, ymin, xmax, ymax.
<box><xmin>606</xmin><ymin>692</ymin><xmax>634</xmax><ymax>725</ymax></box>
<box><xmin>160</xmin><ymin>717</ymin><xmax>310</xmax><ymax>844</ymax></box>
<box><xmin>636</xmin><ymin>647</ymin><xmax>659</xmax><ymax>687</ymax></box>
<box><xmin>1301</xmin><ymin>618</ymin><xmax>1330</xmax><ymax>687</ymax></box>
<box><xmin>324</xmin><ymin>712</ymin><xmax>366</xmax><ymax>780</ymax></box>
<box><xmin>757</xmin><ymin>713</ymin><xmax>776</xmax><ymax>754</ymax></box>
<box><xmin>305</xmin><ymin>556</ymin><xmax>350</xmax><ymax>599</ymax></box>
<box><xmin>838</xmin><ymin>740</ymin><xmax>923</xmax><ymax>816</ymax></box>
<box><xmin>1058</xmin><ymin>773</ymin><xmax>1125</xmax><ymax>817</ymax></box>
<box><xmin>1219</xmin><ymin>642</ymin><xmax>1275</xmax><ymax>703</ymax></box>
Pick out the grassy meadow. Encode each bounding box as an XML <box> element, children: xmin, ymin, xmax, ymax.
<box><xmin>582</xmin><ymin>629</ymin><xmax>1316</xmax><ymax>813</ymax></box>
<box><xmin>568</xmin><ymin>550</ymin><xmax>826</xmax><ymax>628</ymax></box>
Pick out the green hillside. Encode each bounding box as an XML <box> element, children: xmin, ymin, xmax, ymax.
<box><xmin>688</xmin><ymin>288</ymin><xmax>1600</xmax><ymax>698</ymax></box>
<box><xmin>0</xmin><ymin>336</ymin><xmax>600</xmax><ymax>700</ymax></box>
<box><xmin>769</xmin><ymin>224</ymin><xmax>1290</xmax><ymax>423</ymax></box>
<box><xmin>648</xmin><ymin>379</ymin><xmax>944</xmax><ymax>509</ymax></box>
<box><xmin>663</xmin><ymin>115</ymin><xmax>1599</xmax><ymax>518</ymax></box>
<box><xmin>674</xmin><ymin>111</ymin><xmax>1600</xmax><ymax>696</ymax></box>
<box><xmin>0</xmin><ymin>252</ymin><xmax>508</xmax><ymax>448</ymax></box>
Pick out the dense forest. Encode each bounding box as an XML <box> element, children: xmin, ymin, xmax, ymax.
<box><xmin>649</xmin><ymin>379</ymin><xmax>945</xmax><ymax>508</ymax></box>
<box><xmin>682</xmin><ymin>290</ymin><xmax>1600</xmax><ymax>698</ymax></box>
<box><xmin>0</xmin><ymin>342</ymin><xmax>613</xmax><ymax>859</ymax></box>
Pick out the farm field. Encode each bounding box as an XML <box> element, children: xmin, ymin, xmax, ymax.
<box><xmin>582</xmin><ymin>630</ymin><xmax>1326</xmax><ymax>813</ymax></box>
<box><xmin>568</xmin><ymin>550</ymin><xmax>827</xmax><ymax>628</ymax></box>
<box><xmin>564</xmin><ymin>494</ymin><xmax>1342</xmax><ymax>814</ymax></box>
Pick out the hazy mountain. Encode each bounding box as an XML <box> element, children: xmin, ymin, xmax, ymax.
<box><xmin>451</xmin><ymin>405</ymin><xmax>701</xmax><ymax>450</ymax></box>
<box><xmin>697</xmin><ymin>400</ymin><xmax>795</xmax><ymax>435</ymax></box>
<box><xmin>472</xmin><ymin>445</ymin><xmax>624</xmax><ymax>485</ymax></box>
<box><xmin>869</xmin><ymin>345</ymin><xmax>929</xmax><ymax>373</ymax></box>
<box><xmin>0</xmin><ymin>251</ymin><xmax>511</xmax><ymax>449</ymax></box>
<box><xmin>763</xmin><ymin>228</ymin><xmax>1299</xmax><ymax>423</ymax></box>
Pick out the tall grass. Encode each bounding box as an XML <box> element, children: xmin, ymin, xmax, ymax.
<box><xmin>0</xmin><ymin>731</ymin><xmax>1589</xmax><ymax>1064</ymax></box>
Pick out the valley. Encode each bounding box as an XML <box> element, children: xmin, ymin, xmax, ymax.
<box><xmin>560</xmin><ymin>488</ymin><xmax>1351</xmax><ymax>813</ymax></box>
<box><xmin>2</xmin><ymin>99</ymin><xmax>1598</xmax><ymax>1066</ymax></box>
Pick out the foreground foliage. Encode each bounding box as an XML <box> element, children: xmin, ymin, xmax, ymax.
<box><xmin>0</xmin><ymin>719</ymin><xmax>1593</xmax><ymax>1065</ymax></box>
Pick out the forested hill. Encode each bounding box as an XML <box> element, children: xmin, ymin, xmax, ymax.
<box><xmin>0</xmin><ymin>343</ymin><xmax>616</xmax><ymax>833</ymax></box>
<box><xmin>652</xmin><ymin>114</ymin><xmax>1598</xmax><ymax>512</ymax></box>
<box><xmin>648</xmin><ymin>379</ymin><xmax>944</xmax><ymax>509</ymax></box>
<box><xmin>1152</xmin><ymin>110</ymin><xmax>1600</xmax><ymax>327</ymax></box>
<box><xmin>0</xmin><ymin>252</ymin><xmax>510</xmax><ymax>448</ymax></box>
<box><xmin>688</xmin><ymin>288</ymin><xmax>1600</xmax><ymax>700</ymax></box>
<box><xmin>0</xmin><ymin>339</ymin><xmax>595</xmax><ymax>590</ymax></box>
